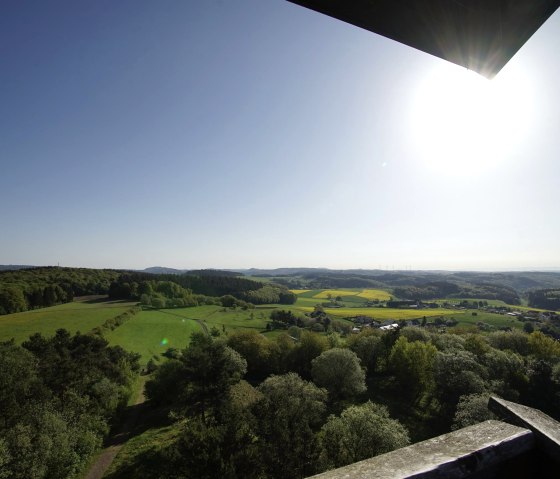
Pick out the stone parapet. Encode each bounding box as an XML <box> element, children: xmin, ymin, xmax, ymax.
<box><xmin>308</xmin><ymin>420</ymin><xmax>534</xmax><ymax>479</ymax></box>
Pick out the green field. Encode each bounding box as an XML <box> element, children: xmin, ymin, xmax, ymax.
<box><xmin>446</xmin><ymin>311</ymin><xmax>523</xmax><ymax>330</ymax></box>
<box><xmin>105</xmin><ymin>305</ymin><xmax>275</xmax><ymax>365</ymax></box>
<box><xmin>432</xmin><ymin>298</ymin><xmax>547</xmax><ymax>312</ymax></box>
<box><xmin>0</xmin><ymin>290</ymin><xmax>528</xmax><ymax>363</ymax></box>
<box><xmin>161</xmin><ymin>305</ymin><xmax>270</xmax><ymax>334</ymax></box>
<box><xmin>0</xmin><ymin>299</ymin><xmax>276</xmax><ymax>366</ymax></box>
<box><xmin>105</xmin><ymin>309</ymin><xmax>203</xmax><ymax>365</ymax></box>
<box><xmin>197</xmin><ymin>307</ymin><xmax>269</xmax><ymax>332</ymax></box>
<box><xmin>434</xmin><ymin>298</ymin><xmax>510</xmax><ymax>307</ymax></box>
<box><xmin>293</xmin><ymin>289</ymin><xmax>324</xmax><ymax>298</ymax></box>
<box><xmin>0</xmin><ymin>297</ymin><xmax>138</xmax><ymax>343</ymax></box>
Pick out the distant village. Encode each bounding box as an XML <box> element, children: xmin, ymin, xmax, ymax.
<box><xmin>345</xmin><ymin>299</ymin><xmax>559</xmax><ymax>336</ymax></box>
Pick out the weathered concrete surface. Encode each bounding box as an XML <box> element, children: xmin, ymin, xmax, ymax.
<box><xmin>489</xmin><ymin>396</ymin><xmax>560</xmax><ymax>462</ymax></box>
<box><xmin>307</xmin><ymin>420</ymin><xmax>534</xmax><ymax>479</ymax></box>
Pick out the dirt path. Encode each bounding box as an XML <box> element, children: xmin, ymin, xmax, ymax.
<box><xmin>83</xmin><ymin>377</ymin><xmax>147</xmax><ymax>479</ymax></box>
<box><xmin>196</xmin><ymin>319</ymin><xmax>209</xmax><ymax>335</ymax></box>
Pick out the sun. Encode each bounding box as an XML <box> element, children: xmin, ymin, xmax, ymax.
<box><xmin>408</xmin><ymin>63</ymin><xmax>533</xmax><ymax>177</ymax></box>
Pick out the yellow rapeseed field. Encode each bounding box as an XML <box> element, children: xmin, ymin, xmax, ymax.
<box><xmin>312</xmin><ymin>288</ymin><xmax>391</xmax><ymax>301</ymax></box>
<box><xmin>313</xmin><ymin>290</ymin><xmax>360</xmax><ymax>299</ymax></box>
<box><xmin>297</xmin><ymin>306</ymin><xmax>458</xmax><ymax>320</ymax></box>
<box><xmin>356</xmin><ymin>289</ymin><xmax>392</xmax><ymax>301</ymax></box>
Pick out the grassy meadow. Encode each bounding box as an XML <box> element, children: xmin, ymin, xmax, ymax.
<box><xmin>446</xmin><ymin>311</ymin><xmax>524</xmax><ymax>330</ymax></box>
<box><xmin>0</xmin><ymin>289</ymin><xmax>527</xmax><ymax>365</ymax></box>
<box><xmin>105</xmin><ymin>305</ymin><xmax>273</xmax><ymax>365</ymax></box>
<box><xmin>105</xmin><ymin>309</ymin><xmax>202</xmax><ymax>365</ymax></box>
<box><xmin>0</xmin><ymin>297</ymin><xmax>138</xmax><ymax>343</ymax></box>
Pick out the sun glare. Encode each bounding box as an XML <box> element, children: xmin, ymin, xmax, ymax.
<box><xmin>409</xmin><ymin>63</ymin><xmax>533</xmax><ymax>177</ymax></box>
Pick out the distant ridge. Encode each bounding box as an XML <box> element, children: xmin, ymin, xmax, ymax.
<box><xmin>142</xmin><ymin>266</ymin><xmax>187</xmax><ymax>275</ymax></box>
<box><xmin>237</xmin><ymin>267</ymin><xmax>333</xmax><ymax>276</ymax></box>
<box><xmin>142</xmin><ymin>267</ymin><xmax>243</xmax><ymax>277</ymax></box>
<box><xmin>185</xmin><ymin>269</ymin><xmax>242</xmax><ymax>277</ymax></box>
<box><xmin>0</xmin><ymin>265</ymin><xmax>36</xmax><ymax>271</ymax></box>
<box><xmin>235</xmin><ymin>267</ymin><xmax>560</xmax><ymax>276</ymax></box>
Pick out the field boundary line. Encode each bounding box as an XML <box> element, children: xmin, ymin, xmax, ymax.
<box><xmin>143</xmin><ymin>308</ymin><xmax>208</xmax><ymax>335</ymax></box>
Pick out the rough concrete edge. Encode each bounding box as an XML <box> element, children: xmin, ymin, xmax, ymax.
<box><xmin>408</xmin><ymin>427</ymin><xmax>533</xmax><ymax>479</ymax></box>
<box><xmin>307</xmin><ymin>420</ymin><xmax>534</xmax><ymax>479</ymax></box>
<box><xmin>488</xmin><ymin>396</ymin><xmax>560</xmax><ymax>462</ymax></box>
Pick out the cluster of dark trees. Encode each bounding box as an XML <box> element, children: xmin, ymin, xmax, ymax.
<box><xmin>393</xmin><ymin>283</ymin><xmax>520</xmax><ymax>304</ymax></box>
<box><xmin>528</xmin><ymin>289</ymin><xmax>560</xmax><ymax>310</ymax></box>
<box><xmin>236</xmin><ymin>284</ymin><xmax>297</xmax><ymax>305</ymax></box>
<box><xmin>108</xmin><ymin>280</ymin><xmax>262</xmax><ymax>310</ymax></box>
<box><xmin>267</xmin><ymin>307</ymin><xmax>354</xmax><ymax>335</ymax></box>
<box><xmin>0</xmin><ymin>330</ymin><xmax>140</xmax><ymax>478</ymax></box>
<box><xmin>109</xmin><ymin>274</ymin><xmax>296</xmax><ymax>306</ymax></box>
<box><xmin>137</xmin><ymin>333</ymin><xmax>408</xmax><ymax>479</ymax></box>
<box><xmin>167</xmin><ymin>275</ymin><xmax>296</xmax><ymax>305</ymax></box>
<box><xmin>110</xmin><ymin>326</ymin><xmax>560</xmax><ymax>479</ymax></box>
<box><xmin>0</xmin><ymin>284</ymin><xmax>71</xmax><ymax>315</ymax></box>
<box><xmin>108</xmin><ymin>280</ymin><xmax>204</xmax><ymax>308</ymax></box>
<box><xmin>0</xmin><ymin>267</ymin><xmax>121</xmax><ymax>314</ymax></box>
<box><xmin>154</xmin><ymin>273</ymin><xmax>263</xmax><ymax>297</ymax></box>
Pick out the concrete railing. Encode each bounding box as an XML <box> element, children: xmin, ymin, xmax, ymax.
<box><xmin>307</xmin><ymin>397</ymin><xmax>560</xmax><ymax>479</ymax></box>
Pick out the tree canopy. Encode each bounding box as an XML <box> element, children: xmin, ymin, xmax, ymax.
<box><xmin>311</xmin><ymin>348</ymin><xmax>366</xmax><ymax>402</ymax></box>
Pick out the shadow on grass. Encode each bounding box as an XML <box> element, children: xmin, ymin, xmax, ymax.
<box><xmin>83</xmin><ymin>297</ymin><xmax>136</xmax><ymax>305</ymax></box>
<box><xmin>105</xmin><ymin>403</ymin><xmax>172</xmax><ymax>448</ymax></box>
<box><xmin>83</xmin><ymin>297</ymin><xmax>111</xmax><ymax>304</ymax></box>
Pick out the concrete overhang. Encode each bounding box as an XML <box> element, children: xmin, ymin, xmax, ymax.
<box><xmin>287</xmin><ymin>0</ymin><xmax>560</xmax><ymax>78</ymax></box>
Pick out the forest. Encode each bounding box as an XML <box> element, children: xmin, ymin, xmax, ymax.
<box><xmin>0</xmin><ymin>330</ymin><xmax>140</xmax><ymax>477</ymax></box>
<box><xmin>0</xmin><ymin>267</ymin><xmax>296</xmax><ymax>315</ymax></box>
<box><xmin>105</xmin><ymin>326</ymin><xmax>560</xmax><ymax>478</ymax></box>
<box><xmin>528</xmin><ymin>288</ymin><xmax>560</xmax><ymax>310</ymax></box>
<box><xmin>0</xmin><ymin>267</ymin><xmax>120</xmax><ymax>314</ymax></box>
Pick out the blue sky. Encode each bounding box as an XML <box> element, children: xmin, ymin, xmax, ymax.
<box><xmin>1</xmin><ymin>0</ymin><xmax>559</xmax><ymax>270</ymax></box>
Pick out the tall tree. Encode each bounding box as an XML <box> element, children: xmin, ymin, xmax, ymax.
<box><xmin>181</xmin><ymin>334</ymin><xmax>247</xmax><ymax>423</ymax></box>
<box><xmin>347</xmin><ymin>330</ymin><xmax>384</xmax><ymax>376</ymax></box>
<box><xmin>0</xmin><ymin>286</ymin><xmax>27</xmax><ymax>315</ymax></box>
<box><xmin>0</xmin><ymin>341</ymin><xmax>42</xmax><ymax>428</ymax></box>
<box><xmin>145</xmin><ymin>333</ymin><xmax>247</xmax><ymax>423</ymax></box>
<box><xmin>287</xmin><ymin>331</ymin><xmax>328</xmax><ymax>379</ymax></box>
<box><xmin>319</xmin><ymin>401</ymin><xmax>410</xmax><ymax>469</ymax></box>
<box><xmin>389</xmin><ymin>337</ymin><xmax>437</xmax><ymax>400</ymax></box>
<box><xmin>254</xmin><ymin>373</ymin><xmax>327</xmax><ymax>479</ymax></box>
<box><xmin>311</xmin><ymin>348</ymin><xmax>366</xmax><ymax>402</ymax></box>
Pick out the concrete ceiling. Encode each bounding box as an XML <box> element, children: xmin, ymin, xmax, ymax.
<box><xmin>288</xmin><ymin>0</ymin><xmax>560</xmax><ymax>78</ymax></box>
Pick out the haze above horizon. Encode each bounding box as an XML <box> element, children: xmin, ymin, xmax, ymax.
<box><xmin>2</xmin><ymin>1</ymin><xmax>559</xmax><ymax>271</ymax></box>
